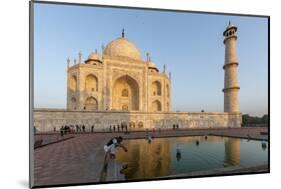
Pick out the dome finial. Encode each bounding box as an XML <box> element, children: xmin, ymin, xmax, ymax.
<box><xmin>101</xmin><ymin>44</ymin><xmax>105</xmax><ymax>55</ymax></box>
<box><xmin>122</xmin><ymin>28</ymin><xmax>125</xmax><ymax>38</ymax></box>
<box><xmin>228</xmin><ymin>20</ymin><xmax>231</xmax><ymax>26</ymax></box>
<box><xmin>66</xmin><ymin>57</ymin><xmax>70</xmax><ymax>68</ymax></box>
<box><xmin>78</xmin><ymin>51</ymin><xmax>82</xmax><ymax>64</ymax></box>
<box><xmin>146</xmin><ymin>52</ymin><xmax>150</xmax><ymax>62</ymax></box>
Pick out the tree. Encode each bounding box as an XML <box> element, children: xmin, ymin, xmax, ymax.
<box><xmin>242</xmin><ymin>114</ymin><xmax>251</xmax><ymax>125</ymax></box>
<box><xmin>262</xmin><ymin>114</ymin><xmax>268</xmax><ymax>123</ymax></box>
<box><xmin>242</xmin><ymin>114</ymin><xmax>268</xmax><ymax>127</ymax></box>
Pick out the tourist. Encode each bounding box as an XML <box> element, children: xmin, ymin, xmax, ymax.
<box><xmin>176</xmin><ymin>144</ymin><xmax>181</xmax><ymax>161</ymax></box>
<box><xmin>102</xmin><ymin>136</ymin><xmax>128</xmax><ymax>168</ymax></box>
<box><xmin>60</xmin><ymin>126</ymin><xmax>64</xmax><ymax>136</ymax></box>
<box><xmin>113</xmin><ymin>125</ymin><xmax>116</xmax><ymax>132</ymax></box>
<box><xmin>121</xmin><ymin>124</ymin><xmax>124</xmax><ymax>132</ymax></box>
<box><xmin>33</xmin><ymin>126</ymin><xmax>37</xmax><ymax>134</ymax></box>
<box><xmin>82</xmin><ymin>125</ymin><xmax>85</xmax><ymax>132</ymax></box>
<box><xmin>147</xmin><ymin>135</ymin><xmax>152</xmax><ymax>144</ymax></box>
<box><xmin>109</xmin><ymin>125</ymin><xmax>112</xmax><ymax>132</ymax></box>
<box><xmin>91</xmin><ymin>125</ymin><xmax>94</xmax><ymax>133</ymax></box>
<box><xmin>63</xmin><ymin>125</ymin><xmax>67</xmax><ymax>134</ymax></box>
<box><xmin>125</xmin><ymin>125</ymin><xmax>128</xmax><ymax>134</ymax></box>
<box><xmin>64</xmin><ymin>125</ymin><xmax>69</xmax><ymax>134</ymax></box>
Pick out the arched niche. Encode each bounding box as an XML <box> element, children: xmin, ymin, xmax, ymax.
<box><xmin>129</xmin><ymin>121</ymin><xmax>135</xmax><ymax>128</ymax></box>
<box><xmin>152</xmin><ymin>81</ymin><xmax>161</xmax><ymax>96</ymax></box>
<box><xmin>69</xmin><ymin>75</ymin><xmax>77</xmax><ymax>91</ymax></box>
<box><xmin>85</xmin><ymin>74</ymin><xmax>98</xmax><ymax>92</ymax></box>
<box><xmin>71</xmin><ymin>97</ymin><xmax>76</xmax><ymax>109</ymax></box>
<box><xmin>84</xmin><ymin>96</ymin><xmax>98</xmax><ymax>110</ymax></box>
<box><xmin>152</xmin><ymin>100</ymin><xmax>162</xmax><ymax>112</ymax></box>
<box><xmin>138</xmin><ymin>122</ymin><xmax>144</xmax><ymax>128</ymax></box>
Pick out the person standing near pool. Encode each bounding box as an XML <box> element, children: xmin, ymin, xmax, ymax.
<box><xmin>102</xmin><ymin>136</ymin><xmax>128</xmax><ymax>167</ymax></box>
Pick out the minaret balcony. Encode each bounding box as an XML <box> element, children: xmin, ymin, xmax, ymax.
<box><xmin>222</xmin><ymin>86</ymin><xmax>240</xmax><ymax>92</ymax></box>
<box><xmin>223</xmin><ymin>62</ymin><xmax>239</xmax><ymax>69</ymax></box>
<box><xmin>223</xmin><ymin>35</ymin><xmax>238</xmax><ymax>44</ymax></box>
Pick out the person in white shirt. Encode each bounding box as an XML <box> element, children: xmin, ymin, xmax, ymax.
<box><xmin>103</xmin><ymin>136</ymin><xmax>128</xmax><ymax>167</ymax></box>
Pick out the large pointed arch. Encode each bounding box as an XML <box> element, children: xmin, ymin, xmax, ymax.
<box><xmin>112</xmin><ymin>75</ymin><xmax>139</xmax><ymax>111</ymax></box>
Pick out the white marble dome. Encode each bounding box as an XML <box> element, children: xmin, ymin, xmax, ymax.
<box><xmin>103</xmin><ymin>37</ymin><xmax>141</xmax><ymax>60</ymax></box>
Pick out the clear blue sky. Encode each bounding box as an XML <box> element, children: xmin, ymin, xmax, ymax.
<box><xmin>33</xmin><ymin>3</ymin><xmax>268</xmax><ymax>116</ymax></box>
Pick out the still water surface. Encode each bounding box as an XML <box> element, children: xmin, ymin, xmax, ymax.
<box><xmin>116</xmin><ymin>136</ymin><xmax>268</xmax><ymax>180</ymax></box>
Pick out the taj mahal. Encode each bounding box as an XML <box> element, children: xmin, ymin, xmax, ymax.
<box><xmin>67</xmin><ymin>29</ymin><xmax>171</xmax><ymax>112</ymax></box>
<box><xmin>34</xmin><ymin>22</ymin><xmax>242</xmax><ymax>132</ymax></box>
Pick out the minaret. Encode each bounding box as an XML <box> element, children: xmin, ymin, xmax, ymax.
<box><xmin>223</xmin><ymin>21</ymin><xmax>240</xmax><ymax>113</ymax></box>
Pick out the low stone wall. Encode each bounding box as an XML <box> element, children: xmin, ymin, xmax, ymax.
<box><xmin>33</xmin><ymin>109</ymin><xmax>242</xmax><ymax>132</ymax></box>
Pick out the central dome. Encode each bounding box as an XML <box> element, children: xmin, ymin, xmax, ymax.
<box><xmin>103</xmin><ymin>37</ymin><xmax>141</xmax><ymax>60</ymax></box>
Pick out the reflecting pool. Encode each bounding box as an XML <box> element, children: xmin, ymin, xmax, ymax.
<box><xmin>116</xmin><ymin>136</ymin><xmax>268</xmax><ymax>180</ymax></box>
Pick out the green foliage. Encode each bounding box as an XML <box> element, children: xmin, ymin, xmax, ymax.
<box><xmin>242</xmin><ymin>114</ymin><xmax>268</xmax><ymax>126</ymax></box>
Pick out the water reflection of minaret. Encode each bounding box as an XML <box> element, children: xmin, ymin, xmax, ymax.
<box><xmin>224</xmin><ymin>138</ymin><xmax>240</xmax><ymax>166</ymax></box>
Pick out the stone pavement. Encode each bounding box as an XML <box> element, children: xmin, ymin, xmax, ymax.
<box><xmin>34</xmin><ymin>134</ymin><xmax>75</xmax><ymax>148</ymax></box>
<box><xmin>34</xmin><ymin>133</ymin><xmax>119</xmax><ymax>186</ymax></box>
<box><xmin>33</xmin><ymin>127</ymin><xmax>268</xmax><ymax>187</ymax></box>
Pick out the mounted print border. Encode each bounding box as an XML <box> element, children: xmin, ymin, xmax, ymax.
<box><xmin>29</xmin><ymin>1</ymin><xmax>270</xmax><ymax>188</ymax></box>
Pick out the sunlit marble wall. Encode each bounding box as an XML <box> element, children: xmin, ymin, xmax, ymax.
<box><xmin>33</xmin><ymin>109</ymin><xmax>242</xmax><ymax>132</ymax></box>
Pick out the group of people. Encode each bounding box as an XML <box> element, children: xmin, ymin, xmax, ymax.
<box><xmin>56</xmin><ymin>124</ymin><xmax>96</xmax><ymax>136</ymax></box>
<box><xmin>54</xmin><ymin>124</ymin><xmax>182</xmax><ymax>137</ymax></box>
<box><xmin>59</xmin><ymin>125</ymin><xmax>72</xmax><ymax>136</ymax></box>
<box><xmin>109</xmin><ymin>124</ymin><xmax>128</xmax><ymax>133</ymax></box>
<box><xmin>172</xmin><ymin>124</ymin><xmax>180</xmax><ymax>130</ymax></box>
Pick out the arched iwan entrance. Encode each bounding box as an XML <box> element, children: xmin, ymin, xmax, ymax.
<box><xmin>112</xmin><ymin>75</ymin><xmax>139</xmax><ymax>111</ymax></box>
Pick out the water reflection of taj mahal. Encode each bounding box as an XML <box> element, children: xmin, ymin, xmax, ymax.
<box><xmin>116</xmin><ymin>136</ymin><xmax>241</xmax><ymax>179</ymax></box>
